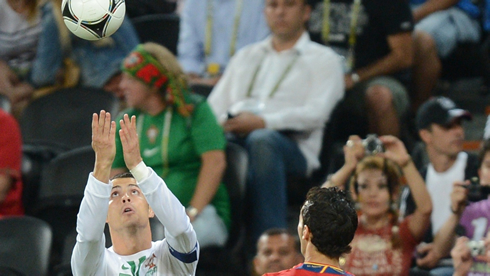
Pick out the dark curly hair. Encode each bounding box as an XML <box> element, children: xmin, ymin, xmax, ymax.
<box><xmin>301</xmin><ymin>187</ymin><xmax>358</xmax><ymax>259</ymax></box>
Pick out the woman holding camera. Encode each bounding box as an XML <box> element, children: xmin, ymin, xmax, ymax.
<box><xmin>322</xmin><ymin>135</ymin><xmax>432</xmax><ymax>275</ymax></box>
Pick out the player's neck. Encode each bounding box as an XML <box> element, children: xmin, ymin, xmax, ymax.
<box><xmin>110</xmin><ymin>226</ymin><xmax>152</xmax><ymax>256</ymax></box>
<box><xmin>303</xmin><ymin>243</ymin><xmax>340</xmax><ymax>268</ymax></box>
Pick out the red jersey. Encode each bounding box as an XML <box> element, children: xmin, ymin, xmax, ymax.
<box><xmin>264</xmin><ymin>262</ymin><xmax>355</xmax><ymax>276</ymax></box>
<box><xmin>0</xmin><ymin>110</ymin><xmax>24</xmax><ymax>217</ymax></box>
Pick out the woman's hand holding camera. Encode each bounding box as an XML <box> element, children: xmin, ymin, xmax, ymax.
<box><xmin>343</xmin><ymin>135</ymin><xmax>364</xmax><ymax>171</ymax></box>
<box><xmin>377</xmin><ymin>135</ymin><xmax>411</xmax><ymax>169</ymax></box>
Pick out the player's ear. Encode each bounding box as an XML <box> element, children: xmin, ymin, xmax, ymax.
<box><xmin>148</xmin><ymin>207</ymin><xmax>155</xmax><ymax>218</ymax></box>
<box><xmin>303</xmin><ymin>225</ymin><xmax>311</xmax><ymax>241</ymax></box>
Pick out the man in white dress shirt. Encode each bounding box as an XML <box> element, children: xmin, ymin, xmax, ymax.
<box><xmin>207</xmin><ymin>0</ymin><xmax>344</xmax><ymax>244</ymax></box>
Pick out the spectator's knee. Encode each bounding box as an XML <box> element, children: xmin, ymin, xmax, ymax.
<box><xmin>365</xmin><ymin>85</ymin><xmax>394</xmax><ymax>112</ymax></box>
<box><xmin>414</xmin><ymin>31</ymin><xmax>438</xmax><ymax>60</ymax></box>
<box><xmin>245</xmin><ymin>128</ymin><xmax>279</xmax><ymax>156</ymax></box>
<box><xmin>246</xmin><ymin>129</ymin><xmax>277</xmax><ymax>147</ymax></box>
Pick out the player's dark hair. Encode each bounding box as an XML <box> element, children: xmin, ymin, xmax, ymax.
<box><xmin>110</xmin><ymin>172</ymin><xmax>134</xmax><ymax>181</ymax></box>
<box><xmin>301</xmin><ymin>187</ymin><xmax>357</xmax><ymax>258</ymax></box>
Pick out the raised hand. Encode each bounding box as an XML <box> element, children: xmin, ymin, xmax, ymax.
<box><xmin>450</xmin><ymin>181</ymin><xmax>469</xmax><ymax>215</ymax></box>
<box><xmin>119</xmin><ymin>114</ymin><xmax>143</xmax><ymax>170</ymax></box>
<box><xmin>91</xmin><ymin>110</ymin><xmax>116</xmax><ymax>183</ymax></box>
<box><xmin>343</xmin><ymin>135</ymin><xmax>364</xmax><ymax>171</ymax></box>
<box><xmin>378</xmin><ymin>135</ymin><xmax>411</xmax><ymax>168</ymax></box>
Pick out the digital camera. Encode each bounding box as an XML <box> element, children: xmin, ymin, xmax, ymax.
<box><xmin>466</xmin><ymin>177</ymin><xmax>490</xmax><ymax>202</ymax></box>
<box><xmin>467</xmin><ymin>240</ymin><xmax>486</xmax><ymax>257</ymax></box>
<box><xmin>362</xmin><ymin>134</ymin><xmax>384</xmax><ymax>155</ymax></box>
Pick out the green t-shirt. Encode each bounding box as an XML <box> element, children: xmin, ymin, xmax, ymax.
<box><xmin>113</xmin><ymin>95</ymin><xmax>230</xmax><ymax>229</ymax></box>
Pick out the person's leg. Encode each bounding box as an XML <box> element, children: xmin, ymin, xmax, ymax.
<box><xmin>364</xmin><ymin>77</ymin><xmax>410</xmax><ymax>137</ymax></box>
<box><xmin>415</xmin><ymin>8</ymin><xmax>480</xmax><ymax>58</ymax></box>
<box><xmin>365</xmin><ymin>85</ymin><xmax>400</xmax><ymax>136</ymax></box>
<box><xmin>415</xmin><ymin>10</ymin><xmax>459</xmax><ymax>58</ymax></box>
<box><xmin>412</xmin><ymin>30</ymin><xmax>441</xmax><ymax>113</ymax></box>
<box><xmin>191</xmin><ymin>205</ymin><xmax>228</xmax><ymax>248</ymax></box>
<box><xmin>245</xmin><ymin>129</ymin><xmax>307</xmax><ymax>243</ymax></box>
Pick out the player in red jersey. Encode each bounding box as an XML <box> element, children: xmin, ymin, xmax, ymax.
<box><xmin>264</xmin><ymin>186</ymin><xmax>358</xmax><ymax>276</ymax></box>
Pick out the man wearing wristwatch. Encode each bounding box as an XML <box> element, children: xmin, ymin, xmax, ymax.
<box><xmin>308</xmin><ymin>0</ymin><xmax>414</xmax><ymax>141</ymax></box>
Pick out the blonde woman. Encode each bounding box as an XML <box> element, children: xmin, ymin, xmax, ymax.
<box><xmin>323</xmin><ymin>135</ymin><xmax>432</xmax><ymax>275</ymax></box>
<box><xmin>111</xmin><ymin>42</ymin><xmax>230</xmax><ymax>248</ymax></box>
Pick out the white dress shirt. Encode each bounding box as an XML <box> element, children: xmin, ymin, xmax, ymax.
<box><xmin>208</xmin><ymin>32</ymin><xmax>344</xmax><ymax>174</ymax></box>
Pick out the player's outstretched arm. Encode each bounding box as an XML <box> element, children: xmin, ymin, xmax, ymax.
<box><xmin>72</xmin><ymin>110</ymin><xmax>116</xmax><ymax>276</ymax></box>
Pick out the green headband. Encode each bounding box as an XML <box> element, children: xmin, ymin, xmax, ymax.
<box><xmin>121</xmin><ymin>45</ymin><xmax>169</xmax><ymax>89</ymax></box>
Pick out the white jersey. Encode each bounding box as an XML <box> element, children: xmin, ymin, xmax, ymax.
<box><xmin>71</xmin><ymin>167</ymin><xmax>199</xmax><ymax>276</ymax></box>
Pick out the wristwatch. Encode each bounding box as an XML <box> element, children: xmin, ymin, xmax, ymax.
<box><xmin>351</xmin><ymin>72</ymin><xmax>360</xmax><ymax>84</ymax></box>
<box><xmin>186</xmin><ymin>206</ymin><xmax>199</xmax><ymax>220</ymax></box>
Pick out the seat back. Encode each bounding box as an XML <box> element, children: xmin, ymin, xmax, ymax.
<box><xmin>190</xmin><ymin>84</ymin><xmax>214</xmax><ymax>98</ymax></box>
<box><xmin>20</xmin><ymin>87</ymin><xmax>118</xmax><ymax>214</ymax></box>
<box><xmin>37</xmin><ymin>146</ymin><xmax>95</xmax><ymax>208</ymax></box>
<box><xmin>21</xmin><ymin>143</ymin><xmax>70</xmax><ymax>215</ymax></box>
<box><xmin>0</xmin><ymin>216</ymin><xmax>52</xmax><ymax>276</ymax></box>
<box><xmin>222</xmin><ymin>142</ymin><xmax>248</xmax><ymax>250</ymax></box>
<box><xmin>131</xmin><ymin>13</ymin><xmax>180</xmax><ymax>55</ymax></box>
<box><xmin>20</xmin><ymin>87</ymin><xmax>120</xmax><ymax>150</ymax></box>
<box><xmin>197</xmin><ymin>142</ymin><xmax>248</xmax><ymax>275</ymax></box>
<box><xmin>33</xmin><ymin>146</ymin><xmax>95</xmax><ymax>269</ymax></box>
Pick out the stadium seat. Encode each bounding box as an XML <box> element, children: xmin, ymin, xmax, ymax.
<box><xmin>131</xmin><ymin>13</ymin><xmax>180</xmax><ymax>55</ymax></box>
<box><xmin>0</xmin><ymin>216</ymin><xmax>52</xmax><ymax>276</ymax></box>
<box><xmin>197</xmin><ymin>142</ymin><xmax>249</xmax><ymax>276</ymax></box>
<box><xmin>20</xmin><ymin>86</ymin><xmax>119</xmax><ymax>214</ymax></box>
<box><xmin>20</xmin><ymin>87</ymin><xmax>120</xmax><ymax>149</ymax></box>
<box><xmin>32</xmin><ymin>146</ymin><xmax>95</xmax><ymax>272</ymax></box>
<box><xmin>190</xmin><ymin>84</ymin><xmax>214</xmax><ymax>98</ymax></box>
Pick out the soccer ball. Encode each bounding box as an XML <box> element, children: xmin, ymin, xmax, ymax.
<box><xmin>61</xmin><ymin>0</ymin><xmax>126</xmax><ymax>41</ymax></box>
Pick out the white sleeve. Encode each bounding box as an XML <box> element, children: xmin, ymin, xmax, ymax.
<box><xmin>71</xmin><ymin>173</ymin><xmax>111</xmax><ymax>276</ymax></box>
<box><xmin>137</xmin><ymin>167</ymin><xmax>199</xmax><ymax>260</ymax></box>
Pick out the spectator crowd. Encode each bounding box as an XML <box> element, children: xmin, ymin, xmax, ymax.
<box><xmin>1</xmin><ymin>0</ymin><xmax>490</xmax><ymax>275</ymax></box>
